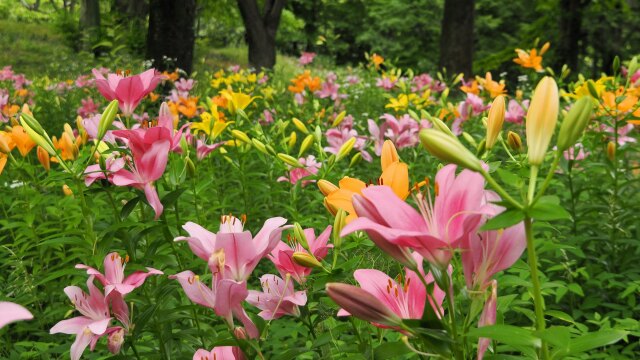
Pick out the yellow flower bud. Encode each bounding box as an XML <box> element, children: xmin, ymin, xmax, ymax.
<box><xmin>336</xmin><ymin>137</ymin><xmax>356</xmax><ymax>161</ymax></box>
<box><xmin>293</xmin><ymin>223</ymin><xmax>310</xmax><ymax>251</ymax></box>
<box><xmin>419</xmin><ymin>129</ymin><xmax>482</xmax><ymax>172</ymax></box>
<box><xmin>292</xmin><ymin>118</ymin><xmax>309</xmax><ymax>134</ymax></box>
<box><xmin>607</xmin><ymin>141</ymin><xmax>616</xmax><ymax>162</ymax></box>
<box><xmin>349</xmin><ymin>152</ymin><xmax>362</xmax><ymax>167</ymax></box>
<box><xmin>298</xmin><ymin>134</ymin><xmax>314</xmax><ymax>157</ymax></box>
<box><xmin>62</xmin><ymin>184</ymin><xmax>73</xmax><ymax>197</ymax></box>
<box><xmin>292</xmin><ymin>252</ymin><xmax>322</xmax><ymax>268</ymax></box>
<box><xmin>332</xmin><ymin>111</ymin><xmax>347</xmax><ymax>127</ymax></box>
<box><xmin>525</xmin><ymin>76</ymin><xmax>559</xmax><ymax>166</ymax></box>
<box><xmin>37</xmin><ymin>146</ymin><xmax>50</xmax><ymax>171</ymax></box>
<box><xmin>97</xmin><ymin>100</ymin><xmax>119</xmax><ymax>141</ymax></box>
<box><xmin>287</xmin><ymin>131</ymin><xmax>297</xmax><ymax>149</ymax></box>
<box><xmin>230</xmin><ymin>129</ymin><xmax>251</xmax><ymax>144</ymax></box>
<box><xmin>251</xmin><ymin>138</ymin><xmax>270</xmax><ymax>156</ymax></box>
<box><xmin>486</xmin><ymin>95</ymin><xmax>505</xmax><ymax>149</ymax></box>
<box><xmin>277</xmin><ymin>153</ymin><xmax>304</xmax><ymax>168</ymax></box>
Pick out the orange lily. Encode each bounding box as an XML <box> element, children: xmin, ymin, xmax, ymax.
<box><xmin>513</xmin><ymin>42</ymin><xmax>550</xmax><ymax>72</ymax></box>
<box><xmin>481</xmin><ymin>72</ymin><xmax>506</xmax><ymax>98</ymax></box>
<box><xmin>460</xmin><ymin>80</ymin><xmax>480</xmax><ymax>95</ymax></box>
<box><xmin>320</xmin><ymin>141</ymin><xmax>409</xmax><ymax>223</ymax></box>
<box><xmin>0</xmin><ymin>130</ymin><xmax>16</xmax><ymax>153</ymax></box>
<box><xmin>371</xmin><ymin>54</ymin><xmax>384</xmax><ymax>69</ymax></box>
<box><xmin>0</xmin><ymin>153</ymin><xmax>6</xmax><ymax>176</ymax></box>
<box><xmin>51</xmin><ymin>132</ymin><xmax>78</xmax><ymax>162</ymax></box>
<box><xmin>9</xmin><ymin>125</ymin><xmax>36</xmax><ymax>157</ymax></box>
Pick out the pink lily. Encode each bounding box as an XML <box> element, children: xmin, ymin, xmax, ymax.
<box><xmin>268</xmin><ymin>225</ymin><xmax>332</xmax><ymax>283</ymax></box>
<box><xmin>170</xmin><ymin>270</ymin><xmax>259</xmax><ymax>338</ymax></box>
<box><xmin>477</xmin><ymin>280</ymin><xmax>498</xmax><ymax>360</ymax></box>
<box><xmin>111</xmin><ymin>126</ymin><xmax>172</xmax><ymax>219</ymax></box>
<box><xmin>461</xmin><ymin>220</ymin><xmax>525</xmax><ymax>290</ymax></box>
<box><xmin>246</xmin><ymin>274</ymin><xmax>307</xmax><ymax>319</ymax></box>
<box><xmin>331</xmin><ymin>256</ymin><xmax>444</xmax><ymax>330</ymax></box>
<box><xmin>175</xmin><ymin>216</ymin><xmax>289</xmax><ymax>281</ymax></box>
<box><xmin>193</xmin><ymin>346</ymin><xmax>245</xmax><ymax>360</ymax></box>
<box><xmin>298</xmin><ymin>52</ymin><xmax>316</xmax><ymax>66</ymax></box>
<box><xmin>342</xmin><ymin>165</ymin><xmax>488</xmax><ymax>268</ymax></box>
<box><xmin>76</xmin><ymin>252</ymin><xmax>163</xmax><ymax>297</ymax></box>
<box><xmin>276</xmin><ymin>155</ymin><xmax>321</xmax><ymax>187</ymax></box>
<box><xmin>505</xmin><ymin>99</ymin><xmax>529</xmax><ymax>124</ymax></box>
<box><xmin>92</xmin><ymin>68</ymin><xmax>162</xmax><ymax>116</ymax></box>
<box><xmin>196</xmin><ymin>139</ymin><xmax>224</xmax><ymax>160</ymax></box>
<box><xmin>0</xmin><ymin>301</ymin><xmax>33</xmax><ymax>329</ymax></box>
<box><xmin>50</xmin><ymin>276</ymin><xmax>112</xmax><ymax>360</ymax></box>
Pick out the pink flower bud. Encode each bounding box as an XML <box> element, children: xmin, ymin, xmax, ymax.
<box><xmin>326</xmin><ymin>283</ymin><xmax>402</xmax><ymax>326</ymax></box>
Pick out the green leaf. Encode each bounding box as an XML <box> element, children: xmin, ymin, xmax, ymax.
<box><xmin>566</xmin><ymin>330</ymin><xmax>628</xmax><ymax>355</ymax></box>
<box><xmin>466</xmin><ymin>325</ymin><xmax>541</xmax><ymax>348</ymax></box>
<box><xmin>529</xmin><ymin>196</ymin><xmax>571</xmax><ymax>221</ymax></box>
<box><xmin>120</xmin><ymin>196</ymin><xmax>141</xmax><ymax>220</ymax></box>
<box><xmin>480</xmin><ymin>210</ymin><xmax>525</xmax><ymax>231</ymax></box>
<box><xmin>373</xmin><ymin>341</ymin><xmax>412</xmax><ymax>359</ymax></box>
<box><xmin>162</xmin><ymin>188</ymin><xmax>186</xmax><ymax>207</ymax></box>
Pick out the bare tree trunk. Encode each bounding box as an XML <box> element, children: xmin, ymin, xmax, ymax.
<box><xmin>556</xmin><ymin>0</ymin><xmax>584</xmax><ymax>73</ymax></box>
<box><xmin>79</xmin><ymin>0</ymin><xmax>100</xmax><ymax>53</ymax></box>
<box><xmin>146</xmin><ymin>0</ymin><xmax>197</xmax><ymax>74</ymax></box>
<box><xmin>439</xmin><ymin>0</ymin><xmax>475</xmax><ymax>77</ymax></box>
<box><xmin>236</xmin><ymin>0</ymin><xmax>286</xmax><ymax>69</ymax></box>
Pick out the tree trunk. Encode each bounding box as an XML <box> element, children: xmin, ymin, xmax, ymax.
<box><xmin>555</xmin><ymin>0</ymin><xmax>583</xmax><ymax>73</ymax></box>
<box><xmin>79</xmin><ymin>0</ymin><xmax>100</xmax><ymax>53</ymax></box>
<box><xmin>439</xmin><ymin>0</ymin><xmax>475</xmax><ymax>77</ymax></box>
<box><xmin>113</xmin><ymin>0</ymin><xmax>148</xmax><ymax>20</ymax></box>
<box><xmin>237</xmin><ymin>0</ymin><xmax>286</xmax><ymax>70</ymax></box>
<box><xmin>146</xmin><ymin>0</ymin><xmax>197</xmax><ymax>74</ymax></box>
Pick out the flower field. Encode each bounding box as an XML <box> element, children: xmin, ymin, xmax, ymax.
<box><xmin>0</xmin><ymin>50</ymin><xmax>639</xmax><ymax>359</ymax></box>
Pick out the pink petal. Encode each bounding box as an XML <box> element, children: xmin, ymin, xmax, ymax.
<box><xmin>50</xmin><ymin>316</ymin><xmax>93</xmax><ymax>335</ymax></box>
<box><xmin>0</xmin><ymin>301</ymin><xmax>33</xmax><ymax>329</ymax></box>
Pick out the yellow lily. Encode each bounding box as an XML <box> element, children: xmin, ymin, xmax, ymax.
<box><xmin>220</xmin><ymin>89</ymin><xmax>258</xmax><ymax>114</ymax></box>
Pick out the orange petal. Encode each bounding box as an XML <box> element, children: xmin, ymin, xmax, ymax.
<box><xmin>380</xmin><ymin>161</ymin><xmax>409</xmax><ymax>200</ymax></box>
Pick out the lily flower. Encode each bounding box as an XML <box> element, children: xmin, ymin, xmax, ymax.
<box><xmin>268</xmin><ymin>225</ymin><xmax>332</xmax><ymax>283</ymax></box>
<box><xmin>170</xmin><ymin>270</ymin><xmax>259</xmax><ymax>338</ymax></box>
<box><xmin>329</xmin><ymin>255</ymin><xmax>444</xmax><ymax>331</ymax></box>
<box><xmin>175</xmin><ymin>216</ymin><xmax>289</xmax><ymax>281</ymax></box>
<box><xmin>193</xmin><ymin>346</ymin><xmax>245</xmax><ymax>360</ymax></box>
<box><xmin>0</xmin><ymin>301</ymin><xmax>33</xmax><ymax>329</ymax></box>
<box><xmin>477</xmin><ymin>280</ymin><xmax>498</xmax><ymax>360</ymax></box>
<box><xmin>9</xmin><ymin>125</ymin><xmax>36</xmax><ymax>157</ymax></box>
<box><xmin>246</xmin><ymin>274</ymin><xmax>307</xmax><ymax>319</ymax></box>
<box><xmin>341</xmin><ymin>165</ymin><xmax>488</xmax><ymax>268</ymax></box>
<box><xmin>50</xmin><ymin>276</ymin><xmax>112</xmax><ymax>360</ymax></box>
<box><xmin>76</xmin><ymin>252</ymin><xmax>163</xmax><ymax>297</ymax></box>
<box><xmin>92</xmin><ymin>68</ymin><xmax>162</xmax><ymax>116</ymax></box>
<box><xmin>111</xmin><ymin>127</ymin><xmax>172</xmax><ymax>219</ymax></box>
<box><xmin>220</xmin><ymin>89</ymin><xmax>257</xmax><ymax>115</ymax></box>
<box><xmin>513</xmin><ymin>42</ymin><xmax>550</xmax><ymax>72</ymax></box>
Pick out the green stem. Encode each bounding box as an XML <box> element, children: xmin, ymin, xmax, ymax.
<box><xmin>531</xmin><ymin>153</ymin><xmax>561</xmax><ymax>206</ymax></box>
<box><xmin>75</xmin><ymin>178</ymin><xmax>97</xmax><ymax>254</ymax></box>
<box><xmin>524</xmin><ymin>216</ymin><xmax>549</xmax><ymax>359</ymax></box>
<box><xmin>445</xmin><ymin>284</ymin><xmax>464</xmax><ymax>360</ymax></box>
<box><xmin>479</xmin><ymin>169</ymin><xmax>523</xmax><ymax>210</ymax></box>
<box><xmin>528</xmin><ymin>165</ymin><xmax>539</xmax><ymax>202</ymax></box>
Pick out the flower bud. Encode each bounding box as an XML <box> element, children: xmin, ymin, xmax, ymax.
<box><xmin>318</xmin><ymin>179</ymin><xmax>338</xmax><ymax>196</ymax></box>
<box><xmin>287</xmin><ymin>131</ymin><xmax>297</xmax><ymax>149</ymax></box>
<box><xmin>557</xmin><ymin>97</ymin><xmax>594</xmax><ymax>151</ymax></box>
<box><xmin>332</xmin><ymin>111</ymin><xmax>347</xmax><ymax>127</ymax></box>
<box><xmin>107</xmin><ymin>328</ymin><xmax>125</xmax><ymax>354</ymax></box>
<box><xmin>486</xmin><ymin>95</ymin><xmax>505</xmax><ymax>149</ymax></box>
<box><xmin>336</xmin><ymin>137</ymin><xmax>357</xmax><ymax>161</ymax></box>
<box><xmin>525</xmin><ymin>76</ymin><xmax>559</xmax><ymax>166</ymax></box>
<box><xmin>185</xmin><ymin>157</ymin><xmax>196</xmax><ymax>177</ymax></box>
<box><xmin>292</xmin><ymin>252</ymin><xmax>322</xmax><ymax>268</ymax></box>
<box><xmin>419</xmin><ymin>129</ymin><xmax>482</xmax><ymax>172</ymax></box>
<box><xmin>231</xmin><ymin>130</ymin><xmax>251</xmax><ymax>144</ymax></box>
<box><xmin>349</xmin><ymin>152</ymin><xmax>362</xmax><ymax>167</ymax></box>
<box><xmin>507</xmin><ymin>131</ymin><xmax>523</xmax><ymax>152</ymax></box>
<box><xmin>586</xmin><ymin>80</ymin><xmax>600</xmax><ymax>100</ymax></box>
<box><xmin>298</xmin><ymin>134</ymin><xmax>314</xmax><ymax>157</ymax></box>
<box><xmin>97</xmin><ymin>100</ymin><xmax>119</xmax><ymax>141</ymax></box>
<box><xmin>607</xmin><ymin>141</ymin><xmax>616</xmax><ymax>162</ymax></box>
<box><xmin>277</xmin><ymin>153</ymin><xmax>304</xmax><ymax>168</ymax></box>
<box><xmin>62</xmin><ymin>184</ymin><xmax>73</xmax><ymax>197</ymax></box>
<box><xmin>37</xmin><ymin>146</ymin><xmax>50</xmax><ymax>171</ymax></box>
<box><xmin>326</xmin><ymin>283</ymin><xmax>402</xmax><ymax>326</ymax></box>
<box><xmin>251</xmin><ymin>138</ymin><xmax>270</xmax><ymax>156</ymax></box>
<box><xmin>381</xmin><ymin>140</ymin><xmax>399</xmax><ymax>170</ymax></box>
<box><xmin>427</xmin><ymin>115</ymin><xmax>456</xmax><ymax>138</ymax></box>
<box><xmin>292</xmin><ymin>118</ymin><xmax>309</xmax><ymax>134</ymax></box>
<box><xmin>293</xmin><ymin>222</ymin><xmax>309</xmax><ymax>251</ymax></box>
<box><xmin>332</xmin><ymin>209</ymin><xmax>345</xmax><ymax>249</ymax></box>
<box><xmin>233</xmin><ymin>326</ymin><xmax>248</xmax><ymax>340</ymax></box>
<box><xmin>20</xmin><ymin>116</ymin><xmax>56</xmax><ymax>156</ymax></box>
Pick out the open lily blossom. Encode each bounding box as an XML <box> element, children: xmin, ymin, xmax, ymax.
<box><xmin>0</xmin><ymin>301</ymin><xmax>33</xmax><ymax>329</ymax></box>
<box><xmin>193</xmin><ymin>346</ymin><xmax>245</xmax><ymax>360</ymax></box>
<box><xmin>76</xmin><ymin>252</ymin><xmax>163</xmax><ymax>297</ymax></box>
<box><xmin>92</xmin><ymin>68</ymin><xmax>162</xmax><ymax>116</ymax></box>
<box><xmin>170</xmin><ymin>270</ymin><xmax>259</xmax><ymax>338</ymax></box>
<box><xmin>110</xmin><ymin>126</ymin><xmax>172</xmax><ymax>219</ymax></box>
<box><xmin>176</xmin><ymin>216</ymin><xmax>289</xmax><ymax>281</ymax></box>
<box><xmin>342</xmin><ymin>164</ymin><xmax>489</xmax><ymax>268</ymax></box>
<box><xmin>329</xmin><ymin>255</ymin><xmax>445</xmax><ymax>330</ymax></box>
<box><xmin>246</xmin><ymin>274</ymin><xmax>307</xmax><ymax>319</ymax></box>
<box><xmin>269</xmin><ymin>225</ymin><xmax>332</xmax><ymax>283</ymax></box>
